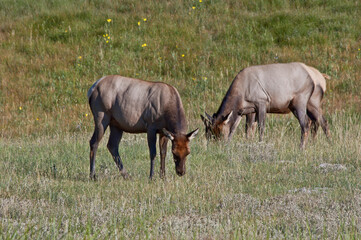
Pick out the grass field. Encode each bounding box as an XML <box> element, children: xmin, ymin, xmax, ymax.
<box><xmin>1</xmin><ymin>0</ymin><xmax>361</xmax><ymax>238</ymax></box>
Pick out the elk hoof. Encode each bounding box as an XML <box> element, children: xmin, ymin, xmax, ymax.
<box><xmin>121</xmin><ymin>171</ymin><xmax>131</xmax><ymax>180</ymax></box>
<box><xmin>90</xmin><ymin>173</ymin><xmax>97</xmax><ymax>181</ymax></box>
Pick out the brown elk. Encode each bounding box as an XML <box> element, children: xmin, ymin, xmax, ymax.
<box><xmin>88</xmin><ymin>75</ymin><xmax>198</xmax><ymax>180</ymax></box>
<box><xmin>201</xmin><ymin>62</ymin><xmax>330</xmax><ymax>148</ymax></box>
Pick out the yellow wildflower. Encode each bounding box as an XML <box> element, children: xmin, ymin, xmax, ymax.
<box><xmin>106</xmin><ymin>40</ymin><xmax>109</xmax><ymax>43</ymax></box>
<box><xmin>142</xmin><ymin>43</ymin><xmax>147</xmax><ymax>47</ymax></box>
<box><xmin>78</xmin><ymin>56</ymin><xmax>82</xmax><ymax>59</ymax></box>
<box><xmin>192</xmin><ymin>6</ymin><xmax>196</xmax><ymax>9</ymax></box>
<box><xmin>65</xmin><ymin>30</ymin><xmax>68</xmax><ymax>33</ymax></box>
<box><xmin>138</xmin><ymin>21</ymin><xmax>140</xmax><ymax>26</ymax></box>
<box><xmin>143</xmin><ymin>18</ymin><xmax>147</xmax><ymax>22</ymax></box>
<box><xmin>108</xmin><ymin>36</ymin><xmax>110</xmax><ymax>39</ymax></box>
<box><xmin>36</xmin><ymin>118</ymin><xmax>39</xmax><ymax>121</ymax></box>
<box><xmin>107</xmin><ymin>19</ymin><xmax>112</xmax><ymax>23</ymax></box>
<box><xmin>359</xmin><ymin>48</ymin><xmax>361</xmax><ymax>51</ymax></box>
<box><xmin>85</xmin><ymin>113</ymin><xmax>88</xmax><ymax>117</ymax></box>
<box><xmin>106</xmin><ymin>34</ymin><xmax>108</xmax><ymax>37</ymax></box>
<box><xmin>199</xmin><ymin>0</ymin><xmax>202</xmax><ymax>2</ymax></box>
<box><xmin>19</xmin><ymin>106</ymin><xmax>22</xmax><ymax>110</ymax></box>
<box><xmin>182</xmin><ymin>54</ymin><xmax>185</xmax><ymax>57</ymax></box>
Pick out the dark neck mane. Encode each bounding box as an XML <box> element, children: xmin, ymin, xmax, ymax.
<box><xmin>215</xmin><ymin>78</ymin><xmax>241</xmax><ymax>121</ymax></box>
<box><xmin>165</xmin><ymin>87</ymin><xmax>188</xmax><ymax>134</ymax></box>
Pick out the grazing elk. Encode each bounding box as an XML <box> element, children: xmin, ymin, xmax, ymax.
<box><xmin>201</xmin><ymin>62</ymin><xmax>330</xmax><ymax>148</ymax></box>
<box><xmin>88</xmin><ymin>75</ymin><xmax>198</xmax><ymax>180</ymax></box>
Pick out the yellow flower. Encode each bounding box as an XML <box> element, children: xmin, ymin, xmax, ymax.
<box><xmin>85</xmin><ymin>113</ymin><xmax>88</xmax><ymax>117</ymax></box>
<box><xmin>65</xmin><ymin>30</ymin><xmax>68</xmax><ymax>33</ymax></box>
<box><xmin>182</xmin><ymin>54</ymin><xmax>185</xmax><ymax>57</ymax></box>
<box><xmin>199</xmin><ymin>0</ymin><xmax>202</xmax><ymax>2</ymax></box>
<box><xmin>142</xmin><ymin>43</ymin><xmax>147</xmax><ymax>47</ymax></box>
<box><xmin>108</xmin><ymin>36</ymin><xmax>110</xmax><ymax>39</ymax></box>
<box><xmin>192</xmin><ymin>6</ymin><xmax>196</xmax><ymax>9</ymax></box>
<box><xmin>103</xmin><ymin>34</ymin><xmax>105</xmax><ymax>37</ymax></box>
<box><xmin>106</xmin><ymin>34</ymin><xmax>108</xmax><ymax>37</ymax></box>
<box><xmin>36</xmin><ymin>118</ymin><xmax>39</xmax><ymax>121</ymax></box>
<box><xmin>107</xmin><ymin>19</ymin><xmax>112</xmax><ymax>23</ymax></box>
<box><xmin>192</xmin><ymin>77</ymin><xmax>196</xmax><ymax>81</ymax></box>
<box><xmin>138</xmin><ymin>21</ymin><xmax>140</xmax><ymax>26</ymax></box>
<box><xmin>359</xmin><ymin>48</ymin><xmax>361</xmax><ymax>51</ymax></box>
<box><xmin>78</xmin><ymin>56</ymin><xmax>82</xmax><ymax>59</ymax></box>
<box><xmin>143</xmin><ymin>18</ymin><xmax>147</xmax><ymax>22</ymax></box>
<box><xmin>19</xmin><ymin>106</ymin><xmax>22</xmax><ymax>110</ymax></box>
<box><xmin>106</xmin><ymin>40</ymin><xmax>109</xmax><ymax>43</ymax></box>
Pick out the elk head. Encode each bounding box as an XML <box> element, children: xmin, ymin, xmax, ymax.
<box><xmin>162</xmin><ymin>128</ymin><xmax>199</xmax><ymax>176</ymax></box>
<box><xmin>201</xmin><ymin>111</ymin><xmax>233</xmax><ymax>141</ymax></box>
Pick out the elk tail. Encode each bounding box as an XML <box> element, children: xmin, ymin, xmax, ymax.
<box><xmin>87</xmin><ymin>76</ymin><xmax>106</xmax><ymax>104</ymax></box>
<box><xmin>321</xmin><ymin>73</ymin><xmax>331</xmax><ymax>80</ymax></box>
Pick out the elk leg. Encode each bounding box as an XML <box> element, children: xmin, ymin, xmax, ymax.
<box><xmin>159</xmin><ymin>134</ymin><xmax>168</xmax><ymax>179</ymax></box>
<box><xmin>89</xmin><ymin>112</ymin><xmax>110</xmax><ymax>180</ymax></box>
<box><xmin>292</xmin><ymin>107</ymin><xmax>310</xmax><ymax>149</ymax></box>
<box><xmin>307</xmin><ymin>108</ymin><xmax>319</xmax><ymax>139</ymax></box>
<box><xmin>147</xmin><ymin>129</ymin><xmax>157</xmax><ymax>180</ymax></box>
<box><xmin>107</xmin><ymin>125</ymin><xmax>129</xmax><ymax>179</ymax></box>
<box><xmin>320</xmin><ymin>115</ymin><xmax>331</xmax><ymax>141</ymax></box>
<box><xmin>256</xmin><ymin>104</ymin><xmax>267</xmax><ymax>142</ymax></box>
<box><xmin>245</xmin><ymin>113</ymin><xmax>256</xmax><ymax>139</ymax></box>
<box><xmin>228</xmin><ymin>115</ymin><xmax>242</xmax><ymax>140</ymax></box>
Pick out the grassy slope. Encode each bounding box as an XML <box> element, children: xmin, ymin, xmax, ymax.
<box><xmin>1</xmin><ymin>0</ymin><xmax>361</xmax><ymax>238</ymax></box>
<box><xmin>0</xmin><ymin>0</ymin><xmax>360</xmax><ymax>137</ymax></box>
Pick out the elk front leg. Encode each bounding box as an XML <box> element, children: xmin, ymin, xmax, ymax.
<box><xmin>147</xmin><ymin>129</ymin><xmax>157</xmax><ymax>180</ymax></box>
<box><xmin>256</xmin><ymin>104</ymin><xmax>267</xmax><ymax>142</ymax></box>
<box><xmin>159</xmin><ymin>134</ymin><xmax>168</xmax><ymax>179</ymax></box>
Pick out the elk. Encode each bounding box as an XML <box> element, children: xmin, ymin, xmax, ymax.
<box><xmin>201</xmin><ymin>62</ymin><xmax>330</xmax><ymax>148</ymax></box>
<box><xmin>88</xmin><ymin>75</ymin><xmax>198</xmax><ymax>180</ymax></box>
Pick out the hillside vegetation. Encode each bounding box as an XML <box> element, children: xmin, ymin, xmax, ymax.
<box><xmin>0</xmin><ymin>0</ymin><xmax>360</xmax><ymax>137</ymax></box>
<box><xmin>0</xmin><ymin>0</ymin><xmax>361</xmax><ymax>239</ymax></box>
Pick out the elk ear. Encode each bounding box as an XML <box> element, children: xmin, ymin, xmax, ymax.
<box><xmin>187</xmin><ymin>128</ymin><xmax>199</xmax><ymax>140</ymax></box>
<box><xmin>205</xmin><ymin>112</ymin><xmax>213</xmax><ymax>122</ymax></box>
<box><xmin>201</xmin><ymin>115</ymin><xmax>210</xmax><ymax>125</ymax></box>
<box><xmin>222</xmin><ymin>111</ymin><xmax>233</xmax><ymax>124</ymax></box>
<box><xmin>162</xmin><ymin>128</ymin><xmax>174</xmax><ymax>141</ymax></box>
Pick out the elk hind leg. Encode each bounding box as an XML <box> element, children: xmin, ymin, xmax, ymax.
<box><xmin>89</xmin><ymin>112</ymin><xmax>110</xmax><ymax>180</ymax></box>
<box><xmin>292</xmin><ymin>106</ymin><xmax>310</xmax><ymax>149</ymax></box>
<box><xmin>107</xmin><ymin>125</ymin><xmax>129</xmax><ymax>179</ymax></box>
<box><xmin>307</xmin><ymin>108</ymin><xmax>319</xmax><ymax>139</ymax></box>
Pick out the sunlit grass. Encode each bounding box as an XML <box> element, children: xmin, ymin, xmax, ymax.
<box><xmin>1</xmin><ymin>0</ymin><xmax>361</xmax><ymax>238</ymax></box>
<box><xmin>1</xmin><ymin>113</ymin><xmax>360</xmax><ymax>238</ymax></box>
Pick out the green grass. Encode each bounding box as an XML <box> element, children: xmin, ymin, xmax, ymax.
<box><xmin>1</xmin><ymin>0</ymin><xmax>361</xmax><ymax>238</ymax></box>
<box><xmin>1</xmin><ymin>114</ymin><xmax>360</xmax><ymax>239</ymax></box>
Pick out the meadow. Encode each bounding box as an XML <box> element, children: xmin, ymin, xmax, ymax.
<box><xmin>1</xmin><ymin>0</ymin><xmax>361</xmax><ymax>238</ymax></box>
